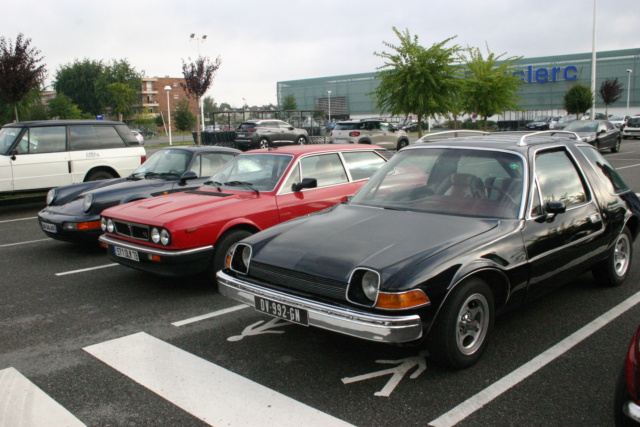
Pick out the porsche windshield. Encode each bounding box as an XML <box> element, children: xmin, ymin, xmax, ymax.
<box><xmin>351</xmin><ymin>148</ymin><xmax>525</xmax><ymax>219</ymax></box>
<box><xmin>131</xmin><ymin>149</ymin><xmax>191</xmax><ymax>178</ymax></box>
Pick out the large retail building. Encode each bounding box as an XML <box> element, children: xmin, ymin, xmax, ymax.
<box><xmin>277</xmin><ymin>48</ymin><xmax>639</xmax><ymax>122</ymax></box>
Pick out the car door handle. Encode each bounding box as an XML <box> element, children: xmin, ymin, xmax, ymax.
<box><xmin>589</xmin><ymin>213</ymin><xmax>602</xmax><ymax>223</ymax></box>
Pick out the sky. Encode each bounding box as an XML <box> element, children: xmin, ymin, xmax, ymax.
<box><xmin>3</xmin><ymin>0</ymin><xmax>638</xmax><ymax>108</ymax></box>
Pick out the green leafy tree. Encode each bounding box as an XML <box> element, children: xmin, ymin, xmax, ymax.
<box><xmin>54</xmin><ymin>59</ymin><xmax>104</xmax><ymax>116</ymax></box>
<box><xmin>108</xmin><ymin>82</ymin><xmax>137</xmax><ymax>121</ymax></box>
<box><xmin>181</xmin><ymin>55</ymin><xmax>222</xmax><ymax>144</ymax></box>
<box><xmin>458</xmin><ymin>45</ymin><xmax>523</xmax><ymax>131</ymax></box>
<box><xmin>599</xmin><ymin>78</ymin><xmax>623</xmax><ymax>117</ymax></box>
<box><xmin>0</xmin><ymin>33</ymin><xmax>47</xmax><ymax>121</ymax></box>
<box><xmin>564</xmin><ymin>84</ymin><xmax>593</xmax><ymax>118</ymax></box>
<box><xmin>48</xmin><ymin>93</ymin><xmax>83</xmax><ymax>119</ymax></box>
<box><xmin>174</xmin><ymin>99</ymin><xmax>196</xmax><ymax>136</ymax></box>
<box><xmin>372</xmin><ymin>28</ymin><xmax>460</xmax><ymax>137</ymax></box>
<box><xmin>95</xmin><ymin>59</ymin><xmax>142</xmax><ymax>120</ymax></box>
<box><xmin>281</xmin><ymin>94</ymin><xmax>297</xmax><ymax>110</ymax></box>
<box><xmin>219</xmin><ymin>102</ymin><xmax>231</xmax><ymax>110</ymax></box>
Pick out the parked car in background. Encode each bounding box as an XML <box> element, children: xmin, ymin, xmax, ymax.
<box><xmin>234</xmin><ymin>120</ymin><xmax>308</xmax><ymax>150</ymax></box>
<box><xmin>99</xmin><ymin>144</ymin><xmax>388</xmax><ymax>278</ymax></box>
<box><xmin>614</xmin><ymin>324</ymin><xmax>640</xmax><ymax>426</ymax></box>
<box><xmin>329</xmin><ymin>119</ymin><xmax>410</xmax><ymax>150</ymax></box>
<box><xmin>525</xmin><ymin>116</ymin><xmax>553</xmax><ymax>130</ymax></box>
<box><xmin>38</xmin><ymin>146</ymin><xmax>239</xmax><ymax>244</ymax></box>
<box><xmin>563</xmin><ymin>120</ymin><xmax>622</xmax><ymax>152</ymax></box>
<box><xmin>552</xmin><ymin>115</ymin><xmax>576</xmax><ymax>130</ymax></box>
<box><xmin>131</xmin><ymin>130</ymin><xmax>145</xmax><ymax>145</ymax></box>
<box><xmin>609</xmin><ymin>115</ymin><xmax>631</xmax><ymax>129</ymax></box>
<box><xmin>219</xmin><ymin>131</ymin><xmax>640</xmax><ymax>370</ymax></box>
<box><xmin>0</xmin><ymin>120</ymin><xmax>146</xmax><ymax>195</ymax></box>
<box><xmin>547</xmin><ymin>116</ymin><xmax>563</xmax><ymax>129</ymax></box>
<box><xmin>623</xmin><ymin>117</ymin><xmax>640</xmax><ymax>140</ymax></box>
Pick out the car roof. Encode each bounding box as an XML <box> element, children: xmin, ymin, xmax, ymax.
<box><xmin>240</xmin><ymin>143</ymin><xmax>385</xmax><ymax>156</ymax></box>
<box><xmin>3</xmin><ymin>120</ymin><xmax>126</xmax><ymax>128</ymax></box>
<box><xmin>159</xmin><ymin>145</ymin><xmax>241</xmax><ymax>154</ymax></box>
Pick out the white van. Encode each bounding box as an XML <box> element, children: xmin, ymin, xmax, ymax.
<box><xmin>0</xmin><ymin>120</ymin><xmax>146</xmax><ymax>194</ymax></box>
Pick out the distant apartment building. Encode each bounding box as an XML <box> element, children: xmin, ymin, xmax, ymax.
<box><xmin>137</xmin><ymin>77</ymin><xmax>199</xmax><ymax>130</ymax></box>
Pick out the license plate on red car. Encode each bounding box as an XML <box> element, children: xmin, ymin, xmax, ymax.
<box><xmin>255</xmin><ymin>296</ymin><xmax>309</xmax><ymax>326</ymax></box>
<box><xmin>114</xmin><ymin>246</ymin><xmax>140</xmax><ymax>262</ymax></box>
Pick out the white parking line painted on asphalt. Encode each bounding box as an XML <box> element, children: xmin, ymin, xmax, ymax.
<box><xmin>0</xmin><ymin>239</ymin><xmax>50</xmax><ymax>248</ymax></box>
<box><xmin>84</xmin><ymin>332</ymin><xmax>353</xmax><ymax>426</ymax></box>
<box><xmin>172</xmin><ymin>304</ymin><xmax>250</xmax><ymax>327</ymax></box>
<box><xmin>615</xmin><ymin>163</ymin><xmax>640</xmax><ymax>170</ymax></box>
<box><xmin>429</xmin><ymin>290</ymin><xmax>640</xmax><ymax>427</ymax></box>
<box><xmin>0</xmin><ymin>217</ymin><xmax>37</xmax><ymax>224</ymax></box>
<box><xmin>55</xmin><ymin>263</ymin><xmax>118</xmax><ymax>276</ymax></box>
<box><xmin>0</xmin><ymin>367</ymin><xmax>85</xmax><ymax>427</ymax></box>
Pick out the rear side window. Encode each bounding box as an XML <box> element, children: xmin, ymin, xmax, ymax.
<box><xmin>342</xmin><ymin>151</ymin><xmax>386</xmax><ymax>180</ymax></box>
<box><xmin>70</xmin><ymin>125</ymin><xmax>126</xmax><ymax>150</ymax></box>
<box><xmin>578</xmin><ymin>146</ymin><xmax>630</xmax><ymax>194</ymax></box>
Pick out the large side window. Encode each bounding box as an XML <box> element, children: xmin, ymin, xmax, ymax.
<box><xmin>70</xmin><ymin>125</ymin><xmax>125</xmax><ymax>150</ymax></box>
<box><xmin>300</xmin><ymin>153</ymin><xmax>347</xmax><ymax>187</ymax></box>
<box><xmin>342</xmin><ymin>151</ymin><xmax>386</xmax><ymax>180</ymax></box>
<box><xmin>578</xmin><ymin>145</ymin><xmax>629</xmax><ymax>194</ymax></box>
<box><xmin>535</xmin><ymin>149</ymin><xmax>588</xmax><ymax>209</ymax></box>
<box><xmin>17</xmin><ymin>127</ymin><xmax>66</xmax><ymax>154</ymax></box>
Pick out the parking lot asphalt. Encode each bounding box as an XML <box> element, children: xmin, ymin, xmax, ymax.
<box><xmin>2</xmin><ymin>139</ymin><xmax>640</xmax><ymax>425</ymax></box>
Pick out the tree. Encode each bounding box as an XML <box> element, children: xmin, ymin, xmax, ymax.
<box><xmin>48</xmin><ymin>93</ymin><xmax>83</xmax><ymax>119</ymax></box>
<box><xmin>95</xmin><ymin>59</ymin><xmax>142</xmax><ymax>120</ymax></box>
<box><xmin>174</xmin><ymin>99</ymin><xmax>196</xmax><ymax>139</ymax></box>
<box><xmin>372</xmin><ymin>28</ymin><xmax>460</xmax><ymax>137</ymax></box>
<box><xmin>54</xmin><ymin>59</ymin><xmax>104</xmax><ymax>116</ymax></box>
<box><xmin>107</xmin><ymin>82</ymin><xmax>137</xmax><ymax>121</ymax></box>
<box><xmin>281</xmin><ymin>94</ymin><xmax>297</xmax><ymax>110</ymax></box>
<box><xmin>0</xmin><ymin>34</ymin><xmax>47</xmax><ymax>121</ymax></box>
<box><xmin>182</xmin><ymin>55</ymin><xmax>222</xmax><ymax>144</ymax></box>
<box><xmin>599</xmin><ymin>78</ymin><xmax>623</xmax><ymax>117</ymax></box>
<box><xmin>458</xmin><ymin>45</ymin><xmax>523</xmax><ymax>131</ymax></box>
<box><xmin>564</xmin><ymin>84</ymin><xmax>593</xmax><ymax>118</ymax></box>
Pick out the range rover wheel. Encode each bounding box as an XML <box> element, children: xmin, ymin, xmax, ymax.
<box><xmin>209</xmin><ymin>229</ymin><xmax>254</xmax><ymax>282</ymax></box>
<box><xmin>259</xmin><ymin>138</ymin><xmax>269</xmax><ymax>149</ymax></box>
<box><xmin>86</xmin><ymin>170</ymin><xmax>115</xmax><ymax>181</ymax></box>
<box><xmin>593</xmin><ymin>227</ymin><xmax>632</xmax><ymax>287</ymax></box>
<box><xmin>427</xmin><ymin>277</ymin><xmax>494</xmax><ymax>369</ymax></box>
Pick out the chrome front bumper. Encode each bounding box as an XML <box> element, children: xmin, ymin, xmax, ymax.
<box><xmin>217</xmin><ymin>270</ymin><xmax>424</xmax><ymax>344</ymax></box>
<box><xmin>99</xmin><ymin>234</ymin><xmax>213</xmax><ymax>257</ymax></box>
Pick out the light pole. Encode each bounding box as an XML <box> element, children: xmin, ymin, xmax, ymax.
<box><xmin>164</xmin><ymin>85</ymin><xmax>172</xmax><ymax>146</ymax></box>
<box><xmin>327</xmin><ymin>90</ymin><xmax>331</xmax><ymax>126</ymax></box>
<box><xmin>627</xmin><ymin>69</ymin><xmax>633</xmax><ymax>116</ymax></box>
<box><xmin>190</xmin><ymin>34</ymin><xmax>208</xmax><ymax>131</ymax></box>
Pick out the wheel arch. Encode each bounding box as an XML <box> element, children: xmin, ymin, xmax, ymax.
<box><xmin>84</xmin><ymin>166</ymin><xmax>119</xmax><ymax>182</ymax></box>
<box><xmin>216</xmin><ymin>222</ymin><xmax>261</xmax><ymax>246</ymax></box>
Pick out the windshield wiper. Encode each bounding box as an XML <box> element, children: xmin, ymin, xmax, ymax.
<box><xmin>224</xmin><ymin>181</ymin><xmax>260</xmax><ymax>195</ymax></box>
<box><xmin>204</xmin><ymin>180</ymin><xmax>223</xmax><ymax>191</ymax></box>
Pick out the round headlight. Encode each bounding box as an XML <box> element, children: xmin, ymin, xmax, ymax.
<box><xmin>100</xmin><ymin>217</ymin><xmax>107</xmax><ymax>231</ymax></box>
<box><xmin>160</xmin><ymin>229</ymin><xmax>170</xmax><ymax>245</ymax></box>
<box><xmin>241</xmin><ymin>245</ymin><xmax>251</xmax><ymax>268</ymax></box>
<box><xmin>151</xmin><ymin>227</ymin><xmax>160</xmax><ymax>243</ymax></box>
<box><xmin>46</xmin><ymin>189</ymin><xmax>56</xmax><ymax>205</ymax></box>
<box><xmin>361</xmin><ymin>271</ymin><xmax>380</xmax><ymax>301</ymax></box>
<box><xmin>106</xmin><ymin>218</ymin><xmax>115</xmax><ymax>233</ymax></box>
<box><xmin>82</xmin><ymin>194</ymin><xmax>94</xmax><ymax>213</ymax></box>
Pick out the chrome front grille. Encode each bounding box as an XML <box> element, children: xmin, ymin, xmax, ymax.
<box><xmin>248</xmin><ymin>261</ymin><xmax>347</xmax><ymax>301</ymax></box>
<box><xmin>113</xmin><ymin>220</ymin><xmax>150</xmax><ymax>241</ymax></box>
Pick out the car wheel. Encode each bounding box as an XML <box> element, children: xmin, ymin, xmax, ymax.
<box><xmin>593</xmin><ymin>227</ymin><xmax>633</xmax><ymax>287</ymax></box>
<box><xmin>209</xmin><ymin>229</ymin><xmax>254</xmax><ymax>281</ymax></box>
<box><xmin>258</xmin><ymin>138</ymin><xmax>269</xmax><ymax>149</ymax></box>
<box><xmin>612</xmin><ymin>137</ymin><xmax>622</xmax><ymax>153</ymax></box>
<box><xmin>427</xmin><ymin>277</ymin><xmax>494</xmax><ymax>369</ymax></box>
<box><xmin>297</xmin><ymin>136</ymin><xmax>307</xmax><ymax>145</ymax></box>
<box><xmin>396</xmin><ymin>139</ymin><xmax>409</xmax><ymax>150</ymax></box>
<box><xmin>85</xmin><ymin>170</ymin><xmax>115</xmax><ymax>181</ymax></box>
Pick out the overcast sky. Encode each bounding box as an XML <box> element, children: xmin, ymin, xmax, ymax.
<box><xmin>4</xmin><ymin>0</ymin><xmax>637</xmax><ymax>108</ymax></box>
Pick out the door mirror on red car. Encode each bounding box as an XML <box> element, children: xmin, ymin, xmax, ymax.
<box><xmin>292</xmin><ymin>177</ymin><xmax>317</xmax><ymax>192</ymax></box>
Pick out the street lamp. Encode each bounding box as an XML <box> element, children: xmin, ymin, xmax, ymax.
<box><xmin>164</xmin><ymin>85</ymin><xmax>172</xmax><ymax>146</ymax></box>
<box><xmin>327</xmin><ymin>90</ymin><xmax>331</xmax><ymax>125</ymax></box>
<box><xmin>190</xmin><ymin>34</ymin><xmax>208</xmax><ymax>131</ymax></box>
<box><xmin>627</xmin><ymin>69</ymin><xmax>633</xmax><ymax>116</ymax></box>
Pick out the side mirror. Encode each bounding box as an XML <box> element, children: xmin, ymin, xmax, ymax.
<box><xmin>288</xmin><ymin>126</ymin><xmax>294</xmax><ymax>130</ymax></box>
<box><xmin>292</xmin><ymin>177</ymin><xmax>317</xmax><ymax>192</ymax></box>
<box><xmin>546</xmin><ymin>200</ymin><xmax>566</xmax><ymax>214</ymax></box>
<box><xmin>179</xmin><ymin>171</ymin><xmax>198</xmax><ymax>185</ymax></box>
<box><xmin>9</xmin><ymin>148</ymin><xmax>18</xmax><ymax>161</ymax></box>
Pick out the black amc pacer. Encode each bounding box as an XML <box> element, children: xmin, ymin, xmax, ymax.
<box><xmin>218</xmin><ymin>131</ymin><xmax>640</xmax><ymax>370</ymax></box>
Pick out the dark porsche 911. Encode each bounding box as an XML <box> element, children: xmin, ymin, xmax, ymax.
<box><xmin>38</xmin><ymin>146</ymin><xmax>239</xmax><ymax>243</ymax></box>
<box><xmin>218</xmin><ymin>131</ymin><xmax>640</xmax><ymax>370</ymax></box>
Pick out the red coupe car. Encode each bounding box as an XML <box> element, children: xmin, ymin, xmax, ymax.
<box><xmin>99</xmin><ymin>144</ymin><xmax>388</xmax><ymax>279</ymax></box>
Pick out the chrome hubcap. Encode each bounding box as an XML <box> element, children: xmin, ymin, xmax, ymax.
<box><xmin>456</xmin><ymin>293</ymin><xmax>489</xmax><ymax>355</ymax></box>
<box><xmin>614</xmin><ymin>233</ymin><xmax>631</xmax><ymax>276</ymax></box>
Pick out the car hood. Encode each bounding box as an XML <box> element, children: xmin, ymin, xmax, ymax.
<box><xmin>102</xmin><ymin>187</ymin><xmax>256</xmax><ymax>224</ymax></box>
<box><xmin>249</xmin><ymin>204</ymin><xmax>499</xmax><ymax>282</ymax></box>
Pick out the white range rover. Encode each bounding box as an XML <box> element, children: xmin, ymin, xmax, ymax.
<box><xmin>0</xmin><ymin>120</ymin><xmax>146</xmax><ymax>194</ymax></box>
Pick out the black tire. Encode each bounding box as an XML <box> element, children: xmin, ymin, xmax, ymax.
<box><xmin>427</xmin><ymin>277</ymin><xmax>494</xmax><ymax>370</ymax></box>
<box><xmin>396</xmin><ymin>139</ymin><xmax>409</xmax><ymax>150</ymax></box>
<box><xmin>85</xmin><ymin>170</ymin><xmax>115</xmax><ymax>182</ymax></box>
<box><xmin>209</xmin><ymin>229</ymin><xmax>254</xmax><ymax>281</ymax></box>
<box><xmin>612</xmin><ymin>137</ymin><xmax>622</xmax><ymax>153</ymax></box>
<box><xmin>613</xmin><ymin>364</ymin><xmax>638</xmax><ymax>426</ymax></box>
<box><xmin>297</xmin><ymin>136</ymin><xmax>307</xmax><ymax>145</ymax></box>
<box><xmin>593</xmin><ymin>227</ymin><xmax>633</xmax><ymax>287</ymax></box>
<box><xmin>258</xmin><ymin>138</ymin><xmax>269</xmax><ymax>149</ymax></box>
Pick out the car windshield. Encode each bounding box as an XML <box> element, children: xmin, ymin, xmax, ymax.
<box><xmin>533</xmin><ymin>117</ymin><xmax>549</xmax><ymax>122</ymax></box>
<box><xmin>564</xmin><ymin>121</ymin><xmax>598</xmax><ymax>132</ymax></box>
<box><xmin>350</xmin><ymin>148</ymin><xmax>525</xmax><ymax>219</ymax></box>
<box><xmin>131</xmin><ymin>149</ymin><xmax>191</xmax><ymax>178</ymax></box>
<box><xmin>627</xmin><ymin>118</ymin><xmax>640</xmax><ymax>127</ymax></box>
<box><xmin>558</xmin><ymin>116</ymin><xmax>573</xmax><ymax>123</ymax></box>
<box><xmin>609</xmin><ymin>116</ymin><xmax>624</xmax><ymax>121</ymax></box>
<box><xmin>207</xmin><ymin>153</ymin><xmax>292</xmax><ymax>192</ymax></box>
<box><xmin>0</xmin><ymin>127</ymin><xmax>22</xmax><ymax>155</ymax></box>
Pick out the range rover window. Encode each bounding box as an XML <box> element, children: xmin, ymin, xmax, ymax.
<box><xmin>16</xmin><ymin>126</ymin><xmax>66</xmax><ymax>154</ymax></box>
<box><xmin>70</xmin><ymin>125</ymin><xmax>125</xmax><ymax>150</ymax></box>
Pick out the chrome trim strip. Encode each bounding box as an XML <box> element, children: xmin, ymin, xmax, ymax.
<box><xmin>623</xmin><ymin>400</ymin><xmax>640</xmax><ymax>423</ymax></box>
<box><xmin>99</xmin><ymin>234</ymin><xmax>213</xmax><ymax>257</ymax></box>
<box><xmin>217</xmin><ymin>270</ymin><xmax>424</xmax><ymax>343</ymax></box>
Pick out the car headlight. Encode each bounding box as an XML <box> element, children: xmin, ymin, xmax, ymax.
<box><xmin>106</xmin><ymin>218</ymin><xmax>115</xmax><ymax>233</ymax></box>
<box><xmin>100</xmin><ymin>217</ymin><xmax>107</xmax><ymax>231</ymax></box>
<box><xmin>46</xmin><ymin>189</ymin><xmax>56</xmax><ymax>205</ymax></box>
<box><xmin>229</xmin><ymin>243</ymin><xmax>251</xmax><ymax>274</ymax></box>
<box><xmin>151</xmin><ymin>227</ymin><xmax>160</xmax><ymax>243</ymax></box>
<box><xmin>82</xmin><ymin>194</ymin><xmax>94</xmax><ymax>212</ymax></box>
<box><xmin>347</xmin><ymin>268</ymin><xmax>380</xmax><ymax>306</ymax></box>
<box><xmin>160</xmin><ymin>229</ymin><xmax>170</xmax><ymax>246</ymax></box>
<box><xmin>361</xmin><ymin>270</ymin><xmax>380</xmax><ymax>301</ymax></box>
